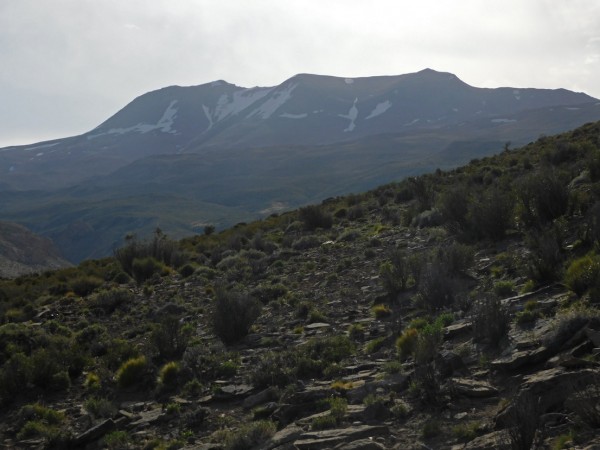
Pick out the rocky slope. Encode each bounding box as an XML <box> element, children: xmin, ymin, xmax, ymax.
<box><xmin>1</xmin><ymin>122</ymin><xmax>600</xmax><ymax>449</ymax></box>
<box><xmin>0</xmin><ymin>221</ymin><xmax>70</xmax><ymax>278</ymax></box>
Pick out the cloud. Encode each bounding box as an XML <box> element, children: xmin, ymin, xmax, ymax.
<box><xmin>1</xmin><ymin>0</ymin><xmax>599</xmax><ymax>146</ymax></box>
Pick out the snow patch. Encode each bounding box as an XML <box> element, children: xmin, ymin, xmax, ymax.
<box><xmin>491</xmin><ymin>118</ymin><xmax>517</xmax><ymax>123</ymax></box>
<box><xmin>9</xmin><ymin>166</ymin><xmax>15</xmax><ymax>172</ymax></box>
<box><xmin>453</xmin><ymin>108</ymin><xmax>459</xmax><ymax>112</ymax></box>
<box><xmin>36</xmin><ymin>152</ymin><xmax>44</xmax><ymax>157</ymax></box>
<box><xmin>566</xmin><ymin>107</ymin><xmax>580</xmax><ymax>110</ymax></box>
<box><xmin>25</xmin><ymin>142</ymin><xmax>58</xmax><ymax>151</ymax></box>
<box><xmin>345</xmin><ymin>78</ymin><xmax>354</xmax><ymax>85</ymax></box>
<box><xmin>202</xmin><ymin>105</ymin><xmax>214</xmax><ymax>131</ymax></box>
<box><xmin>106</xmin><ymin>100</ymin><xmax>180</xmax><ymax>136</ymax></box>
<box><xmin>215</xmin><ymin>88</ymin><xmax>271</xmax><ymax>121</ymax></box>
<box><xmin>280</xmin><ymin>113</ymin><xmax>308</xmax><ymax>119</ymax></box>
<box><xmin>513</xmin><ymin>90</ymin><xmax>521</xmax><ymax>100</ymax></box>
<box><xmin>248</xmin><ymin>83</ymin><xmax>298</xmax><ymax>119</ymax></box>
<box><xmin>403</xmin><ymin>119</ymin><xmax>420</xmax><ymax>127</ymax></box>
<box><xmin>365</xmin><ymin>100</ymin><xmax>392</xmax><ymax>120</ymax></box>
<box><xmin>339</xmin><ymin>98</ymin><xmax>359</xmax><ymax>132</ymax></box>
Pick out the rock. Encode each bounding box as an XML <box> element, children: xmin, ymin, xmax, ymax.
<box><xmin>490</xmin><ymin>346</ymin><xmax>551</xmax><ymax>371</ymax></box>
<box><xmin>334</xmin><ymin>438</ymin><xmax>386</xmax><ymax>450</ymax></box>
<box><xmin>411</xmin><ymin>209</ymin><xmax>443</xmax><ymax>228</ymax></box>
<box><xmin>449</xmin><ymin>378</ymin><xmax>499</xmax><ymax>398</ymax></box>
<box><xmin>436</xmin><ymin>350</ymin><xmax>468</xmax><ymax>378</ymax></box>
<box><xmin>585</xmin><ymin>327</ymin><xmax>600</xmax><ymax>347</ymax></box>
<box><xmin>305</xmin><ymin>322</ymin><xmax>331</xmax><ymax>330</ymax></box>
<box><xmin>73</xmin><ymin>418</ymin><xmax>116</xmax><ymax>446</ymax></box>
<box><xmin>495</xmin><ymin>367</ymin><xmax>597</xmax><ymax>427</ymax></box>
<box><xmin>294</xmin><ymin>425</ymin><xmax>389</xmax><ymax>450</ymax></box>
<box><xmin>243</xmin><ymin>387</ymin><xmax>278</xmax><ymax>410</ymax></box>
<box><xmin>213</xmin><ymin>383</ymin><xmax>254</xmax><ymax>400</ymax></box>
<box><xmin>183</xmin><ymin>407</ymin><xmax>209</xmax><ymax>429</ymax></box>
<box><xmin>259</xmin><ymin>424</ymin><xmax>304</xmax><ymax>450</ymax></box>
<box><xmin>129</xmin><ymin>408</ymin><xmax>166</xmax><ymax>428</ymax></box>
<box><xmin>444</xmin><ymin>321</ymin><xmax>472</xmax><ymax>340</ymax></box>
<box><xmin>462</xmin><ymin>430</ymin><xmax>510</xmax><ymax>449</ymax></box>
<box><xmin>361</xmin><ymin>402</ymin><xmax>391</xmax><ymax>422</ymax></box>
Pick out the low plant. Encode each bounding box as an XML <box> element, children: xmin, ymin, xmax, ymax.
<box><xmin>372</xmin><ymin>304</ymin><xmax>392</xmax><ymax>319</ymax></box>
<box><xmin>158</xmin><ymin>361</ymin><xmax>180</xmax><ymax>388</ymax></box>
<box><xmin>212</xmin><ymin>287</ymin><xmax>261</xmax><ymax>345</ymax></box>
<box><xmin>116</xmin><ymin>355</ymin><xmax>148</xmax><ymax>388</ymax></box>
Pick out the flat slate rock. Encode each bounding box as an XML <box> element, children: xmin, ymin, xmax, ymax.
<box><xmin>450</xmin><ymin>378</ymin><xmax>499</xmax><ymax>398</ymax></box>
<box><xmin>294</xmin><ymin>425</ymin><xmax>389</xmax><ymax>450</ymax></box>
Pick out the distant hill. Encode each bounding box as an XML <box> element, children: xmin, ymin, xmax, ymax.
<box><xmin>1</xmin><ymin>69</ymin><xmax>599</xmax><ymax>262</ymax></box>
<box><xmin>0</xmin><ymin>221</ymin><xmax>70</xmax><ymax>278</ymax></box>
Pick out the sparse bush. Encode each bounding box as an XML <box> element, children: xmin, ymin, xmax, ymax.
<box><xmin>506</xmin><ymin>391</ymin><xmax>541</xmax><ymax>450</ymax></box>
<box><xmin>379</xmin><ymin>248</ymin><xmax>411</xmax><ymax>298</ymax></box>
<box><xmin>437</xmin><ymin>186</ymin><xmax>470</xmax><ymax>230</ymax></box>
<box><xmin>212</xmin><ymin>288</ymin><xmax>261</xmax><ymax>345</ymax></box>
<box><xmin>291</xmin><ymin>235</ymin><xmax>322</xmax><ymax>250</ymax></box>
<box><xmin>526</xmin><ymin>226</ymin><xmax>565</xmax><ymax>282</ymax></box>
<box><xmin>299</xmin><ymin>205</ymin><xmax>333</xmax><ymax>230</ymax></box>
<box><xmin>90</xmin><ymin>288</ymin><xmax>133</xmax><ymax>313</ymax></box>
<box><xmin>152</xmin><ymin>315</ymin><xmax>192</xmax><ymax>361</ymax></box>
<box><xmin>84</xmin><ymin>396</ymin><xmax>116</xmax><ymax>419</ymax></box>
<box><xmin>517</xmin><ymin>168</ymin><xmax>569</xmax><ymax>227</ymax></box>
<box><xmin>220</xmin><ymin>420</ymin><xmax>277</xmax><ymax>450</ymax></box>
<box><xmin>468</xmin><ymin>186</ymin><xmax>514</xmax><ymax>240</ymax></box>
<box><xmin>70</xmin><ymin>276</ymin><xmax>103</xmax><ymax>296</ymax></box>
<box><xmin>114</xmin><ymin>229</ymin><xmax>184</xmax><ymax>276</ymax></box>
<box><xmin>131</xmin><ymin>257</ymin><xmax>167</xmax><ymax>284</ymax></box>
<box><xmin>440</xmin><ymin>242</ymin><xmax>475</xmax><ymax>275</ymax></box>
<box><xmin>116</xmin><ymin>355</ymin><xmax>148</xmax><ymax>388</ymax></box>
<box><xmin>472</xmin><ymin>296</ymin><xmax>509</xmax><ymax>347</ymax></box>
<box><xmin>416</xmin><ymin>262</ymin><xmax>454</xmax><ymax>310</ymax></box>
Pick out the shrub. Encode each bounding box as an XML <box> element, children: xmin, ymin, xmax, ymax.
<box><xmin>152</xmin><ymin>315</ymin><xmax>192</xmax><ymax>361</ymax></box>
<box><xmin>564</xmin><ymin>253</ymin><xmax>600</xmax><ymax>296</ymax></box>
<box><xmin>526</xmin><ymin>226</ymin><xmax>564</xmax><ymax>282</ymax></box>
<box><xmin>220</xmin><ymin>420</ymin><xmax>277</xmax><ymax>450</ymax></box>
<box><xmin>472</xmin><ymin>296</ymin><xmax>509</xmax><ymax>347</ymax></box>
<box><xmin>416</xmin><ymin>262</ymin><xmax>454</xmax><ymax>310</ymax></box>
<box><xmin>291</xmin><ymin>236</ymin><xmax>322</xmax><ymax>250</ymax></box>
<box><xmin>212</xmin><ymin>288</ymin><xmax>261</xmax><ymax>345</ymax></box>
<box><xmin>158</xmin><ymin>361</ymin><xmax>180</xmax><ymax>388</ymax></box>
<box><xmin>114</xmin><ymin>229</ymin><xmax>184</xmax><ymax>275</ymax></box>
<box><xmin>372</xmin><ymin>304</ymin><xmax>392</xmax><ymax>319</ymax></box>
<box><xmin>517</xmin><ymin>169</ymin><xmax>569</xmax><ymax>226</ymax></box>
<box><xmin>396</xmin><ymin>328</ymin><xmax>418</xmax><ymax>359</ymax></box>
<box><xmin>440</xmin><ymin>242</ymin><xmax>475</xmax><ymax>275</ymax></box>
<box><xmin>468</xmin><ymin>186</ymin><xmax>514</xmax><ymax>240</ymax></box>
<box><xmin>437</xmin><ymin>186</ymin><xmax>470</xmax><ymax>229</ymax></box>
<box><xmin>365</xmin><ymin>337</ymin><xmax>387</xmax><ymax>354</ymax></box>
<box><xmin>379</xmin><ymin>248</ymin><xmax>411</xmax><ymax>297</ymax></box>
<box><xmin>131</xmin><ymin>257</ymin><xmax>166</xmax><ymax>284</ymax></box>
<box><xmin>90</xmin><ymin>288</ymin><xmax>133</xmax><ymax>313</ymax></box>
<box><xmin>84</xmin><ymin>396</ymin><xmax>116</xmax><ymax>419</ymax></box>
<box><xmin>116</xmin><ymin>355</ymin><xmax>148</xmax><ymax>388</ymax></box>
<box><xmin>70</xmin><ymin>276</ymin><xmax>103</xmax><ymax>296</ymax></box>
<box><xmin>299</xmin><ymin>205</ymin><xmax>333</xmax><ymax>230</ymax></box>
<box><xmin>493</xmin><ymin>281</ymin><xmax>515</xmax><ymax>297</ymax></box>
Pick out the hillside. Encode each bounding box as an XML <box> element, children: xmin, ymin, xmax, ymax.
<box><xmin>1</xmin><ymin>69</ymin><xmax>600</xmax><ymax>263</ymax></box>
<box><xmin>1</xmin><ymin>121</ymin><xmax>600</xmax><ymax>449</ymax></box>
<box><xmin>0</xmin><ymin>221</ymin><xmax>70</xmax><ymax>278</ymax></box>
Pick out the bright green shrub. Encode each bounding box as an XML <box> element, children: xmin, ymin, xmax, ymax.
<box><xmin>116</xmin><ymin>355</ymin><xmax>148</xmax><ymax>388</ymax></box>
<box><xmin>158</xmin><ymin>361</ymin><xmax>180</xmax><ymax>388</ymax></box>
<box><xmin>565</xmin><ymin>253</ymin><xmax>600</xmax><ymax>296</ymax></box>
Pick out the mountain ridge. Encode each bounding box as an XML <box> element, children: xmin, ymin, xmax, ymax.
<box><xmin>1</xmin><ymin>69</ymin><xmax>600</xmax><ymax>262</ymax></box>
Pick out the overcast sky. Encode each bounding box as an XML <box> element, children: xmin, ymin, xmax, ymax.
<box><xmin>1</xmin><ymin>0</ymin><xmax>599</xmax><ymax>147</ymax></box>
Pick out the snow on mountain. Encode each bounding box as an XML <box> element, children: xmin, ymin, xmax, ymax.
<box><xmin>365</xmin><ymin>100</ymin><xmax>392</xmax><ymax>120</ymax></box>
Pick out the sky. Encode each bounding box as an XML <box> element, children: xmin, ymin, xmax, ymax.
<box><xmin>1</xmin><ymin>0</ymin><xmax>599</xmax><ymax>148</ymax></box>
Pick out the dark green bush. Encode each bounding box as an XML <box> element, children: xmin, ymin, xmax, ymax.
<box><xmin>299</xmin><ymin>205</ymin><xmax>333</xmax><ymax>230</ymax></box>
<box><xmin>472</xmin><ymin>296</ymin><xmax>509</xmax><ymax>347</ymax></box>
<box><xmin>212</xmin><ymin>288</ymin><xmax>261</xmax><ymax>345</ymax></box>
<box><xmin>152</xmin><ymin>315</ymin><xmax>192</xmax><ymax>361</ymax></box>
<box><xmin>70</xmin><ymin>276</ymin><xmax>103</xmax><ymax>296</ymax></box>
<box><xmin>468</xmin><ymin>187</ymin><xmax>514</xmax><ymax>240</ymax></box>
<box><xmin>517</xmin><ymin>169</ymin><xmax>569</xmax><ymax>227</ymax></box>
<box><xmin>131</xmin><ymin>257</ymin><xmax>166</xmax><ymax>284</ymax></box>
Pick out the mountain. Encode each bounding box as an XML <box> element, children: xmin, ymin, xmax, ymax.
<box><xmin>1</xmin><ymin>69</ymin><xmax>599</xmax><ymax>262</ymax></box>
<box><xmin>2</xmin><ymin>121</ymin><xmax>600</xmax><ymax>448</ymax></box>
<box><xmin>0</xmin><ymin>221</ymin><xmax>70</xmax><ymax>278</ymax></box>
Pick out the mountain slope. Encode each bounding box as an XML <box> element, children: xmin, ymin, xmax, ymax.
<box><xmin>0</xmin><ymin>221</ymin><xmax>70</xmax><ymax>278</ymax></box>
<box><xmin>1</xmin><ymin>69</ymin><xmax>600</xmax><ymax>262</ymax></box>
